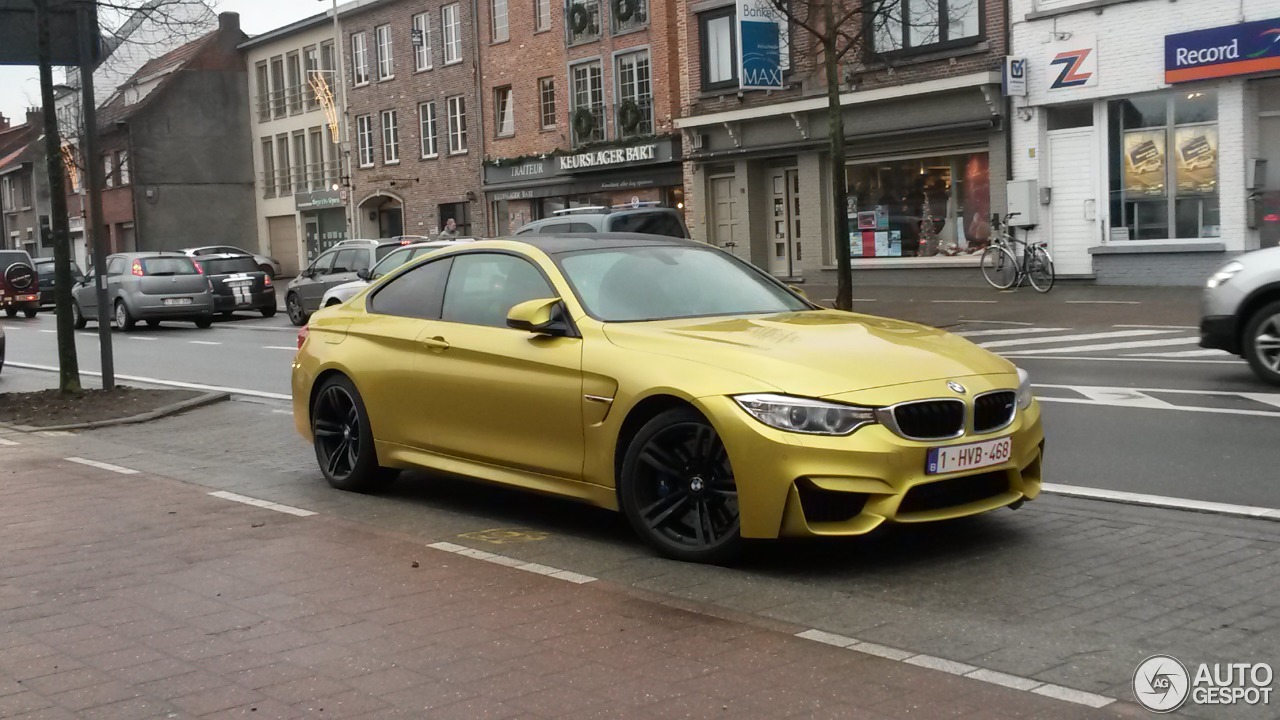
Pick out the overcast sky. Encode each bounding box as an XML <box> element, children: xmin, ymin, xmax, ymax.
<box><xmin>0</xmin><ymin>0</ymin><xmax>329</xmax><ymax>125</ymax></box>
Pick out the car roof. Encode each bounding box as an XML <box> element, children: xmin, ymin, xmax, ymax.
<box><xmin>198</xmin><ymin>253</ymin><xmax>255</xmax><ymax>260</ymax></box>
<box><xmin>448</xmin><ymin>232</ymin><xmax>702</xmax><ymax>256</ymax></box>
<box><xmin>112</xmin><ymin>252</ymin><xmax>196</xmax><ymax>258</ymax></box>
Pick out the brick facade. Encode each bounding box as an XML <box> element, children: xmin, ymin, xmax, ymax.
<box><xmin>343</xmin><ymin>0</ymin><xmax>487</xmax><ymax>238</ymax></box>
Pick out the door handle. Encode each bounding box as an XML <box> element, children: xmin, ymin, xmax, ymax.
<box><xmin>421</xmin><ymin>336</ymin><xmax>450</xmax><ymax>350</ymax></box>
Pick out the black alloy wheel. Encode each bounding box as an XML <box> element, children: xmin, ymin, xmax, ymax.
<box><xmin>311</xmin><ymin>375</ymin><xmax>396</xmax><ymax>492</ymax></box>
<box><xmin>621</xmin><ymin>407</ymin><xmax>741</xmax><ymax>563</ymax></box>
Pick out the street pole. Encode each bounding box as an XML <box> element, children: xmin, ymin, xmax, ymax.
<box><xmin>78</xmin><ymin>1</ymin><xmax>114</xmax><ymax>390</ymax></box>
<box><xmin>328</xmin><ymin>0</ymin><xmax>353</xmax><ymax>241</ymax></box>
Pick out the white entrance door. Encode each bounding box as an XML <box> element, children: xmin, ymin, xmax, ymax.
<box><xmin>710</xmin><ymin>176</ymin><xmax>744</xmax><ymax>258</ymax></box>
<box><xmin>1047</xmin><ymin>129</ymin><xmax>1097</xmax><ymax>276</ymax></box>
<box><xmin>768</xmin><ymin>168</ymin><xmax>800</xmax><ymax>277</ymax></box>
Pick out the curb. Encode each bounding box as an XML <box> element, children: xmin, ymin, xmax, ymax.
<box><xmin>0</xmin><ymin>390</ymin><xmax>230</xmax><ymax>432</ymax></box>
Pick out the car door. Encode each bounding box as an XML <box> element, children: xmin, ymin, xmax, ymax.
<box><xmin>296</xmin><ymin>250</ymin><xmax>336</xmax><ymax>311</ymax></box>
<box><xmin>417</xmin><ymin>252</ymin><xmax>585</xmax><ymax>480</ymax></box>
<box><xmin>103</xmin><ymin>256</ymin><xmax>127</xmax><ymax>310</ymax></box>
<box><xmin>77</xmin><ymin>257</ymin><xmax>112</xmax><ymax>316</ymax></box>
<box><xmin>321</xmin><ymin>248</ymin><xmax>364</xmax><ymax>296</ymax></box>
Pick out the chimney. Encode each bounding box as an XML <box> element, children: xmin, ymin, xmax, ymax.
<box><xmin>0</xmin><ymin>113</ymin><xmax>8</xmax><ymax>130</ymax></box>
<box><xmin>26</xmin><ymin>107</ymin><xmax>42</xmax><ymax>130</ymax></box>
<box><xmin>218</xmin><ymin>12</ymin><xmax>240</xmax><ymax>34</ymax></box>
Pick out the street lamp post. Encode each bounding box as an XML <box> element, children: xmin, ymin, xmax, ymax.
<box><xmin>322</xmin><ymin>0</ymin><xmax>354</xmax><ymax>242</ymax></box>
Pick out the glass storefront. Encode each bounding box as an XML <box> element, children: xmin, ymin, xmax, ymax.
<box><xmin>844</xmin><ymin>152</ymin><xmax>991</xmax><ymax>258</ymax></box>
<box><xmin>1108</xmin><ymin>90</ymin><xmax>1220</xmax><ymax>240</ymax></box>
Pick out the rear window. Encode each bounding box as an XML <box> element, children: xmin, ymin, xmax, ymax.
<box><xmin>34</xmin><ymin>260</ymin><xmax>83</xmax><ymax>278</ymax></box>
<box><xmin>140</xmin><ymin>257</ymin><xmax>199</xmax><ymax>275</ymax></box>
<box><xmin>0</xmin><ymin>251</ymin><xmax>30</xmax><ymax>268</ymax></box>
<box><xmin>609</xmin><ymin>212</ymin><xmax>687</xmax><ymax>238</ymax></box>
<box><xmin>202</xmin><ymin>257</ymin><xmax>258</xmax><ymax>275</ymax></box>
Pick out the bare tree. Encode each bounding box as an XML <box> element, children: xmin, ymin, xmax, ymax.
<box><xmin>767</xmin><ymin>0</ymin><xmax>928</xmax><ymax>311</ymax></box>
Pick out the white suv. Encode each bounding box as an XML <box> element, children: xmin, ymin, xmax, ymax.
<box><xmin>1200</xmin><ymin>246</ymin><xmax>1280</xmax><ymax>384</ymax></box>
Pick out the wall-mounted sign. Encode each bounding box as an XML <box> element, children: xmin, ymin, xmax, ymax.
<box><xmin>557</xmin><ymin>144</ymin><xmax>657</xmax><ymax>170</ymax></box>
<box><xmin>736</xmin><ymin>0</ymin><xmax>784</xmax><ymax>90</ymax></box>
<box><xmin>1003</xmin><ymin>56</ymin><xmax>1028</xmax><ymax>97</ymax></box>
<box><xmin>1047</xmin><ymin>36</ymin><xmax>1097</xmax><ymax>91</ymax></box>
<box><xmin>295</xmin><ymin>189</ymin><xmax>343</xmax><ymax>211</ymax></box>
<box><xmin>1166</xmin><ymin>18</ymin><xmax>1280</xmax><ymax>83</ymax></box>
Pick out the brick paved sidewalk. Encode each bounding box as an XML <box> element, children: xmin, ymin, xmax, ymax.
<box><xmin>0</xmin><ymin>444</ymin><xmax>1144</xmax><ymax>719</ymax></box>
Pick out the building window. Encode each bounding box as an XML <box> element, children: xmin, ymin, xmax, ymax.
<box><xmin>304</xmin><ymin>46</ymin><xmax>320</xmax><ymax>109</ymax></box>
<box><xmin>356</xmin><ymin>114</ymin><xmax>375</xmax><ymax>167</ymax></box>
<box><xmin>381</xmin><ymin>110</ymin><xmax>400</xmax><ymax>164</ymax></box>
<box><xmin>447</xmin><ymin>95</ymin><xmax>467</xmax><ymax>154</ymax></box>
<box><xmin>255</xmin><ymin>61</ymin><xmax>270</xmax><ymax>121</ymax></box>
<box><xmin>565</xmin><ymin>0</ymin><xmax>601</xmax><ymax>45</ymax></box>
<box><xmin>419</xmin><ymin>101</ymin><xmax>438</xmax><ymax>158</ymax></box>
<box><xmin>1109</xmin><ymin>91</ymin><xmax>1219</xmax><ymax>240</ymax></box>
<box><xmin>309</xmin><ymin>128</ymin><xmax>324</xmax><ymax>189</ymax></box>
<box><xmin>320</xmin><ymin>41</ymin><xmax>335</xmax><ymax>84</ymax></box>
<box><xmin>287</xmin><ymin>52</ymin><xmax>303</xmax><ymax>113</ymax></box>
<box><xmin>571</xmin><ymin>61</ymin><xmax>604</xmax><ymax>146</ymax></box>
<box><xmin>261</xmin><ymin>138</ymin><xmax>275</xmax><ymax>198</ymax></box>
<box><xmin>276</xmin><ymin>133</ymin><xmax>291</xmax><ymax>194</ymax></box>
<box><xmin>494</xmin><ymin>86</ymin><xmax>514</xmax><ymax>137</ymax></box>
<box><xmin>270</xmin><ymin>56</ymin><xmax>286</xmax><ymax>116</ymax></box>
<box><xmin>539</xmin><ymin>77</ymin><xmax>556</xmax><ymax>129</ymax></box>
<box><xmin>375</xmin><ymin>24</ymin><xmax>393</xmax><ymax>80</ymax></box>
<box><xmin>292</xmin><ymin>132</ymin><xmax>307</xmax><ymax>193</ymax></box>
<box><xmin>872</xmin><ymin>0</ymin><xmax>981</xmax><ymax>54</ymax></box>
<box><xmin>536</xmin><ymin>0</ymin><xmax>551</xmax><ymax>31</ymax></box>
<box><xmin>325</xmin><ymin>124</ymin><xmax>340</xmax><ymax>184</ymax></box>
<box><xmin>492</xmin><ymin>0</ymin><xmax>509</xmax><ymax>42</ymax></box>
<box><xmin>699</xmin><ymin>8</ymin><xmax>736</xmax><ymax>90</ymax></box>
<box><xmin>351</xmin><ymin>32</ymin><xmax>369</xmax><ymax>85</ymax></box>
<box><xmin>103</xmin><ymin>153</ymin><xmax>114</xmax><ymax>188</ymax></box>
<box><xmin>117</xmin><ymin>150</ymin><xmax>129</xmax><ymax>186</ymax></box>
<box><xmin>611</xmin><ymin>0</ymin><xmax>647</xmax><ymax>33</ymax></box>
<box><xmin>615</xmin><ymin>50</ymin><xmax>652</xmax><ymax>138</ymax></box>
<box><xmin>845</xmin><ymin>152</ymin><xmax>992</xmax><ymax>257</ymax></box>
<box><xmin>443</xmin><ymin>4</ymin><xmax>462</xmax><ymax>64</ymax></box>
<box><xmin>412</xmin><ymin>12</ymin><xmax>432</xmax><ymax>71</ymax></box>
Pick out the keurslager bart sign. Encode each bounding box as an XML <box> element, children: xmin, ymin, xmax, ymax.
<box><xmin>1166</xmin><ymin>18</ymin><xmax>1280</xmax><ymax>83</ymax></box>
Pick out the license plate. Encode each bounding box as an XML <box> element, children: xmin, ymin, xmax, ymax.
<box><xmin>227</xmin><ymin>280</ymin><xmax>252</xmax><ymax>287</ymax></box>
<box><xmin>926</xmin><ymin>437</ymin><xmax>1012</xmax><ymax>475</ymax></box>
<box><xmin>163</xmin><ymin>297</ymin><xmax>193</xmax><ymax>306</ymax></box>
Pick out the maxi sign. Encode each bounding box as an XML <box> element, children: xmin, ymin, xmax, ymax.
<box><xmin>1166</xmin><ymin>18</ymin><xmax>1280</xmax><ymax>84</ymax></box>
<box><xmin>737</xmin><ymin>0</ymin><xmax>784</xmax><ymax>90</ymax></box>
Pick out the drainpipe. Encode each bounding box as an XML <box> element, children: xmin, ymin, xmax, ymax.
<box><xmin>472</xmin><ymin>0</ymin><xmax>486</xmax><ymax>235</ymax></box>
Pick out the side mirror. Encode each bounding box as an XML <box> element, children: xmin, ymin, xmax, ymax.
<box><xmin>507</xmin><ymin>297</ymin><xmax>572</xmax><ymax>336</ymax></box>
<box><xmin>788</xmin><ymin>284</ymin><xmax>808</xmax><ymax>300</ymax></box>
<box><xmin>300</xmin><ymin>268</ymin><xmax>313</xmax><ymax>279</ymax></box>
<box><xmin>356</xmin><ymin>268</ymin><xmax>370</xmax><ymax>281</ymax></box>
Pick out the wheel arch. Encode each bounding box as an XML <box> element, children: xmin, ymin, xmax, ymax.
<box><xmin>1237</xmin><ymin>281</ymin><xmax>1280</xmax><ymax>346</ymax></box>
<box><xmin>612</xmin><ymin>393</ymin><xmax>704</xmax><ymax>497</ymax></box>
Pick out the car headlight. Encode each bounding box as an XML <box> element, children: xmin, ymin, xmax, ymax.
<box><xmin>734</xmin><ymin>393</ymin><xmax>877</xmax><ymax>435</ymax></box>
<box><xmin>1206</xmin><ymin>261</ymin><xmax>1243</xmax><ymax>288</ymax></box>
<box><xmin>1016</xmin><ymin>368</ymin><xmax>1033</xmax><ymax>410</ymax></box>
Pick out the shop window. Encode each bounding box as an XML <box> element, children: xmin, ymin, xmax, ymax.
<box><xmin>1108</xmin><ymin>90</ymin><xmax>1219</xmax><ymax>240</ymax></box>
<box><xmin>699</xmin><ymin>8</ymin><xmax>736</xmax><ymax>91</ymax></box>
<box><xmin>871</xmin><ymin>0</ymin><xmax>982</xmax><ymax>55</ymax></box>
<box><xmin>439</xmin><ymin>202</ymin><xmax>471</xmax><ymax>235</ymax></box>
<box><xmin>1047</xmin><ymin>103</ymin><xmax>1093</xmax><ymax>130</ymax></box>
<box><xmin>844</xmin><ymin>152</ymin><xmax>991</xmax><ymax>258</ymax></box>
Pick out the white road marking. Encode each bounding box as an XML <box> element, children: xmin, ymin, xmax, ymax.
<box><xmin>979</xmin><ymin>329</ymin><xmax>1173</xmax><ymax>350</ymax></box>
<box><xmin>38</xmin><ymin>329</ymin><xmax>55</xmax><ymax>333</ymax></box>
<box><xmin>427</xmin><ymin>541</ymin><xmax>597</xmax><ymax>584</ymax></box>
<box><xmin>1128</xmin><ymin>349</ymin><xmax>1229</xmax><ymax>358</ymax></box>
<box><xmin>1064</xmin><ymin>300</ymin><xmax>1141</xmax><ymax>305</ymax></box>
<box><xmin>128</xmin><ymin>336</ymin><xmax>157</xmax><ymax>341</ymax></box>
<box><xmin>959</xmin><ymin>319</ymin><xmax>1033</xmax><ymax>326</ymax></box>
<box><xmin>1073</xmin><ymin>387</ymin><xmax>1175</xmax><ymax>409</ymax></box>
<box><xmin>208</xmin><ymin>491</ymin><xmax>316</xmax><ymax>517</ymax></box>
<box><xmin>1114</xmin><ymin>324</ymin><xmax>1197</xmax><ymax>329</ymax></box>
<box><xmin>1037</xmin><ymin>395</ymin><xmax>1280</xmax><ymax>418</ymax></box>
<box><xmin>38</xmin><ymin>431</ymin><xmax>73</xmax><ymax>437</ymax></box>
<box><xmin>6</xmin><ymin>362</ymin><xmax>290</xmax><ymax>400</ymax></box>
<box><xmin>272</xmin><ymin>408</ymin><xmax>293</xmax><ymax>415</ymax></box>
<box><xmin>189</xmin><ymin>340</ymin><xmax>221</xmax><ymax>346</ymax></box>
<box><xmin>0</xmin><ymin>436</ymin><xmax>19</xmax><ymax>446</ymax></box>
<box><xmin>793</xmin><ymin>629</ymin><xmax>1114</xmax><ymax>708</ymax></box>
<box><xmin>1034</xmin><ymin>383</ymin><xmax>1275</xmax><ymax>399</ymax></box>
<box><xmin>955</xmin><ymin>327</ymin><xmax>1067</xmax><ymax>338</ymax></box>
<box><xmin>931</xmin><ymin>299</ymin><xmax>998</xmax><ymax>304</ymax></box>
<box><xmin>1044</xmin><ymin>483</ymin><xmax>1280</xmax><ymax>520</ymax></box>
<box><xmin>1243</xmin><ymin>393</ymin><xmax>1280</xmax><ymax>409</ymax></box>
<box><xmin>1010</xmin><ymin>355</ymin><xmax>1240</xmax><ymax>365</ymax></box>
<box><xmin>65</xmin><ymin>457</ymin><xmax>139</xmax><ymax>475</ymax></box>
<box><xmin>262</xmin><ymin>346</ymin><xmax>296</xmax><ymax>351</ymax></box>
<box><xmin>1006</xmin><ymin>336</ymin><xmax>1201</xmax><ymax>355</ymax></box>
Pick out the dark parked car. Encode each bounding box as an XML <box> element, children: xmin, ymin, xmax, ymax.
<box><xmin>196</xmin><ymin>253</ymin><xmax>276</xmax><ymax>318</ymax></box>
<box><xmin>73</xmin><ymin>252</ymin><xmax>215</xmax><ymax>330</ymax></box>
<box><xmin>32</xmin><ymin>257</ymin><xmax>85</xmax><ymax>307</ymax></box>
<box><xmin>0</xmin><ymin>249</ymin><xmax>40</xmax><ymax>318</ymax></box>
<box><xmin>183</xmin><ymin>245</ymin><xmax>283</xmax><ymax>278</ymax></box>
<box><xmin>284</xmin><ymin>240</ymin><xmax>404</xmax><ymax>326</ymax></box>
<box><xmin>513</xmin><ymin>204</ymin><xmax>689</xmax><ymax>238</ymax></box>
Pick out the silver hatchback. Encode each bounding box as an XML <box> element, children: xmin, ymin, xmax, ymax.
<box><xmin>73</xmin><ymin>252</ymin><xmax>216</xmax><ymax>330</ymax></box>
<box><xmin>1200</xmin><ymin>246</ymin><xmax>1280</xmax><ymax>384</ymax></box>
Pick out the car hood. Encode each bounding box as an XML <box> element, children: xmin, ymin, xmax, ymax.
<box><xmin>602</xmin><ymin>310</ymin><xmax>1013</xmax><ymax>397</ymax></box>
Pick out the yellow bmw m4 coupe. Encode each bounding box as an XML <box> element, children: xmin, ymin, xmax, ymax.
<box><xmin>292</xmin><ymin>234</ymin><xmax>1044</xmax><ymax>563</ymax></box>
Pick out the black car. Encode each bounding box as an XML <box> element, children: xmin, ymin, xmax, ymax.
<box><xmin>0</xmin><ymin>249</ymin><xmax>39</xmax><ymax>318</ymax></box>
<box><xmin>196</xmin><ymin>253</ymin><xmax>276</xmax><ymax>318</ymax></box>
<box><xmin>32</xmin><ymin>257</ymin><xmax>85</xmax><ymax>307</ymax></box>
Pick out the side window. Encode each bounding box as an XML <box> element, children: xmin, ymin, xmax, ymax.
<box><xmin>368</xmin><ymin>257</ymin><xmax>452</xmax><ymax>319</ymax></box>
<box><xmin>310</xmin><ymin>251</ymin><xmax>336</xmax><ymax>275</ymax></box>
<box><xmin>332</xmin><ymin>249</ymin><xmax>358</xmax><ymax>274</ymax></box>
<box><xmin>568</xmin><ymin>222</ymin><xmax>596</xmax><ymax>232</ymax></box>
<box><xmin>441</xmin><ymin>253</ymin><xmax>554</xmax><ymax>328</ymax></box>
<box><xmin>610</xmin><ymin>212</ymin><xmax>686</xmax><ymax>238</ymax></box>
<box><xmin>537</xmin><ymin>223</ymin><xmax>571</xmax><ymax>234</ymax></box>
<box><xmin>352</xmin><ymin>249</ymin><xmax>372</xmax><ymax>273</ymax></box>
<box><xmin>106</xmin><ymin>257</ymin><xmax>125</xmax><ymax>276</ymax></box>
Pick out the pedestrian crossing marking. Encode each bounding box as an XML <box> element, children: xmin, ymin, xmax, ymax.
<box><xmin>1003</xmin><ymin>336</ymin><xmax>1199</xmax><ymax>355</ymax></box>
<box><xmin>955</xmin><ymin>327</ymin><xmax>1068</xmax><ymax>338</ymax></box>
<box><xmin>979</xmin><ymin>329</ymin><xmax>1173</xmax><ymax>350</ymax></box>
<box><xmin>1129</xmin><ymin>349</ymin><xmax>1227</xmax><ymax>358</ymax></box>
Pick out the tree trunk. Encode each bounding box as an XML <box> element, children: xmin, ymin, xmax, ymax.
<box><xmin>823</xmin><ymin>5</ymin><xmax>852</xmax><ymax>311</ymax></box>
<box><xmin>35</xmin><ymin>0</ymin><xmax>82</xmax><ymax>394</ymax></box>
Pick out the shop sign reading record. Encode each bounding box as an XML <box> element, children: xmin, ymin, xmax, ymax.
<box><xmin>737</xmin><ymin>0</ymin><xmax>785</xmax><ymax>90</ymax></box>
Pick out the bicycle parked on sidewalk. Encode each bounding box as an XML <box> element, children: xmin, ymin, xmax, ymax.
<box><xmin>980</xmin><ymin>213</ymin><xmax>1055</xmax><ymax>293</ymax></box>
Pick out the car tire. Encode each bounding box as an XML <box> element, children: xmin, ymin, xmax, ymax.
<box><xmin>114</xmin><ymin>300</ymin><xmax>135</xmax><ymax>331</ymax></box>
<box><xmin>286</xmin><ymin>292</ymin><xmax>308</xmax><ymax>326</ymax></box>
<box><xmin>195</xmin><ymin>316</ymin><xmax>213</xmax><ymax>329</ymax></box>
<box><xmin>4</xmin><ymin>307</ymin><xmax>15</xmax><ymax>318</ymax></box>
<box><xmin>23</xmin><ymin>307</ymin><xmax>37</xmax><ymax>318</ymax></box>
<box><xmin>619</xmin><ymin>407</ymin><xmax>742</xmax><ymax>564</ymax></box>
<box><xmin>311</xmin><ymin>374</ymin><xmax>398</xmax><ymax>493</ymax></box>
<box><xmin>71</xmin><ymin>301</ymin><xmax>87</xmax><ymax>329</ymax></box>
<box><xmin>261</xmin><ymin>305</ymin><xmax>277</xmax><ymax>318</ymax></box>
<box><xmin>1244</xmin><ymin>300</ymin><xmax>1280</xmax><ymax>386</ymax></box>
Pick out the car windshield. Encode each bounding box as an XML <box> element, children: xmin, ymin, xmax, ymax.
<box><xmin>34</xmin><ymin>260</ymin><xmax>84</xmax><ymax>279</ymax></box>
<box><xmin>558</xmin><ymin>246</ymin><xmax>809</xmax><ymax>322</ymax></box>
<box><xmin>370</xmin><ymin>247</ymin><xmax>413</xmax><ymax>279</ymax></box>
<box><xmin>140</xmin><ymin>257</ymin><xmax>199</xmax><ymax>276</ymax></box>
<box><xmin>203</xmin><ymin>257</ymin><xmax>258</xmax><ymax>275</ymax></box>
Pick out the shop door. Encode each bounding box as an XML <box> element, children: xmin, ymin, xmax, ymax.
<box><xmin>1047</xmin><ymin>129</ymin><xmax>1097</xmax><ymax>276</ymax></box>
<box><xmin>768</xmin><ymin>168</ymin><xmax>800</xmax><ymax>278</ymax></box>
<box><xmin>1258</xmin><ymin>116</ymin><xmax>1280</xmax><ymax>249</ymax></box>
<box><xmin>710</xmin><ymin>176</ymin><xmax>744</xmax><ymax>256</ymax></box>
<box><xmin>268</xmin><ymin>215</ymin><xmax>300</xmax><ymax>274</ymax></box>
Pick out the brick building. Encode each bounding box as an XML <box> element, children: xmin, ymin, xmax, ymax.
<box><xmin>340</xmin><ymin>0</ymin><xmax>487</xmax><ymax>239</ymax></box>
<box><xmin>1009</xmin><ymin>0</ymin><xmax>1277</xmax><ymax>285</ymax></box>
<box><xmin>0</xmin><ymin>110</ymin><xmax>46</xmax><ymax>257</ymax></box>
<box><xmin>478</xmin><ymin>0</ymin><xmax>686</xmax><ymax>234</ymax></box>
<box><xmin>675</xmin><ymin>0</ymin><xmax>1010</xmax><ymax>283</ymax></box>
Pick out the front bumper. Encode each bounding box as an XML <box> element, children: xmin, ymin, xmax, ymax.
<box><xmin>700</xmin><ymin>383</ymin><xmax>1045</xmax><ymax>539</ymax></box>
<box><xmin>1199</xmin><ymin>314</ymin><xmax>1238</xmax><ymax>354</ymax></box>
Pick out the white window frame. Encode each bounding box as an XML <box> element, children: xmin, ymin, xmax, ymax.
<box><xmin>412</xmin><ymin>12</ymin><xmax>432</xmax><ymax>71</ymax></box>
<box><xmin>492</xmin><ymin>0</ymin><xmax>509</xmax><ymax>42</ymax></box>
<box><xmin>535</xmin><ymin>0</ymin><xmax>551</xmax><ymax>32</ymax></box>
<box><xmin>495</xmin><ymin>86</ymin><xmax>515</xmax><ymax>137</ymax></box>
<box><xmin>539</xmin><ymin>77</ymin><xmax>556</xmax><ymax>130</ymax></box>
<box><xmin>447</xmin><ymin>95</ymin><xmax>467</xmax><ymax>154</ymax></box>
<box><xmin>381</xmin><ymin>109</ymin><xmax>400</xmax><ymax>164</ymax></box>
<box><xmin>103</xmin><ymin>153</ymin><xmax>114</xmax><ymax>188</ymax></box>
<box><xmin>375</xmin><ymin>24</ymin><xmax>394</xmax><ymax>80</ymax></box>
<box><xmin>419</xmin><ymin>101</ymin><xmax>438</xmax><ymax>158</ymax></box>
<box><xmin>351</xmin><ymin>32</ymin><xmax>370</xmax><ymax>86</ymax></box>
<box><xmin>356</xmin><ymin>114</ymin><xmax>375</xmax><ymax>167</ymax></box>
<box><xmin>118</xmin><ymin>150</ymin><xmax>129</xmax><ymax>185</ymax></box>
<box><xmin>443</xmin><ymin>4</ymin><xmax>462</xmax><ymax>65</ymax></box>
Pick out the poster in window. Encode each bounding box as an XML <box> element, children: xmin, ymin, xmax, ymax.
<box><xmin>857</xmin><ymin>211</ymin><xmax>877</xmax><ymax>230</ymax></box>
<box><xmin>874</xmin><ymin>232</ymin><xmax>889</xmax><ymax>257</ymax></box>
<box><xmin>888</xmin><ymin>230</ymin><xmax>902</xmax><ymax>257</ymax></box>
<box><xmin>1123</xmin><ymin>130</ymin><xmax>1167</xmax><ymax>197</ymax></box>
<box><xmin>1174</xmin><ymin>126</ymin><xmax>1217</xmax><ymax>195</ymax></box>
